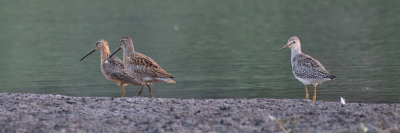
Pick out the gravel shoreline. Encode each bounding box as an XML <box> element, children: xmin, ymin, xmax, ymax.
<box><xmin>0</xmin><ymin>93</ymin><xmax>399</xmax><ymax>133</ymax></box>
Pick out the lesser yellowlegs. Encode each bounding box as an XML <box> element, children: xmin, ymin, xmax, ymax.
<box><xmin>109</xmin><ymin>36</ymin><xmax>176</xmax><ymax>97</ymax></box>
<box><xmin>80</xmin><ymin>40</ymin><xmax>142</xmax><ymax>97</ymax></box>
<box><xmin>279</xmin><ymin>36</ymin><xmax>335</xmax><ymax>101</ymax></box>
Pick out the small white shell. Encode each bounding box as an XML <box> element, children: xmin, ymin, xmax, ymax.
<box><xmin>340</xmin><ymin>97</ymin><xmax>346</xmax><ymax>105</ymax></box>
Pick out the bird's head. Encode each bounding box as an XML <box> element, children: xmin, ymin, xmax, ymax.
<box><xmin>80</xmin><ymin>40</ymin><xmax>108</xmax><ymax>61</ymax></box>
<box><xmin>119</xmin><ymin>36</ymin><xmax>133</xmax><ymax>49</ymax></box>
<box><xmin>94</xmin><ymin>40</ymin><xmax>108</xmax><ymax>50</ymax></box>
<box><xmin>109</xmin><ymin>36</ymin><xmax>133</xmax><ymax>58</ymax></box>
<box><xmin>279</xmin><ymin>36</ymin><xmax>301</xmax><ymax>50</ymax></box>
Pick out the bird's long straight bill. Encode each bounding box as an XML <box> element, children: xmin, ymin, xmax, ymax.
<box><xmin>278</xmin><ymin>43</ymin><xmax>290</xmax><ymax>50</ymax></box>
<box><xmin>80</xmin><ymin>49</ymin><xmax>96</xmax><ymax>61</ymax></box>
<box><xmin>109</xmin><ymin>47</ymin><xmax>121</xmax><ymax>58</ymax></box>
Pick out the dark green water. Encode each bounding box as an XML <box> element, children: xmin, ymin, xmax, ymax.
<box><xmin>1</xmin><ymin>1</ymin><xmax>399</xmax><ymax>102</ymax></box>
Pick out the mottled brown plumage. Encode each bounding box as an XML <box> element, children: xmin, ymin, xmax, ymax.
<box><xmin>80</xmin><ymin>40</ymin><xmax>141</xmax><ymax>97</ymax></box>
<box><xmin>109</xmin><ymin>36</ymin><xmax>176</xmax><ymax>97</ymax></box>
<box><xmin>128</xmin><ymin>52</ymin><xmax>174</xmax><ymax>79</ymax></box>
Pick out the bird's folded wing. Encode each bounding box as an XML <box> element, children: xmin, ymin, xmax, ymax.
<box><xmin>129</xmin><ymin>52</ymin><xmax>174</xmax><ymax>78</ymax></box>
<box><xmin>293</xmin><ymin>55</ymin><xmax>331</xmax><ymax>79</ymax></box>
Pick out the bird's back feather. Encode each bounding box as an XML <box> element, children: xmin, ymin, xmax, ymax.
<box><xmin>292</xmin><ymin>54</ymin><xmax>333</xmax><ymax>79</ymax></box>
<box><xmin>128</xmin><ymin>52</ymin><xmax>174</xmax><ymax>79</ymax></box>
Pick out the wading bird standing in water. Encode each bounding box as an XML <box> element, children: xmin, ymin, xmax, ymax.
<box><xmin>109</xmin><ymin>36</ymin><xmax>176</xmax><ymax>97</ymax></box>
<box><xmin>80</xmin><ymin>40</ymin><xmax>141</xmax><ymax>97</ymax></box>
<box><xmin>279</xmin><ymin>36</ymin><xmax>335</xmax><ymax>101</ymax></box>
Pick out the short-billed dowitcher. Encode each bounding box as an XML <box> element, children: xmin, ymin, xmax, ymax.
<box><xmin>279</xmin><ymin>36</ymin><xmax>335</xmax><ymax>101</ymax></box>
<box><xmin>80</xmin><ymin>40</ymin><xmax>141</xmax><ymax>97</ymax></box>
<box><xmin>109</xmin><ymin>36</ymin><xmax>176</xmax><ymax>97</ymax></box>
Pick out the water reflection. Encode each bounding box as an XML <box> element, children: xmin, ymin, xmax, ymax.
<box><xmin>0</xmin><ymin>1</ymin><xmax>399</xmax><ymax>102</ymax></box>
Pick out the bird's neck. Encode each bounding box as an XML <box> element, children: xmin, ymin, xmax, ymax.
<box><xmin>290</xmin><ymin>47</ymin><xmax>302</xmax><ymax>62</ymax></box>
<box><xmin>122</xmin><ymin>45</ymin><xmax>135</xmax><ymax>62</ymax></box>
<box><xmin>100</xmin><ymin>46</ymin><xmax>111</xmax><ymax>61</ymax></box>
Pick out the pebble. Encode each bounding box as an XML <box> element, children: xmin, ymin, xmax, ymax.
<box><xmin>0</xmin><ymin>93</ymin><xmax>399</xmax><ymax>132</ymax></box>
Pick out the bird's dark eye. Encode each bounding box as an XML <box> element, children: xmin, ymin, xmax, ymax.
<box><xmin>292</xmin><ymin>41</ymin><xmax>296</xmax><ymax>43</ymax></box>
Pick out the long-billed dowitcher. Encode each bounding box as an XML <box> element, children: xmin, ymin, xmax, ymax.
<box><xmin>109</xmin><ymin>36</ymin><xmax>176</xmax><ymax>97</ymax></box>
<box><xmin>80</xmin><ymin>40</ymin><xmax>141</xmax><ymax>97</ymax></box>
<box><xmin>279</xmin><ymin>36</ymin><xmax>335</xmax><ymax>101</ymax></box>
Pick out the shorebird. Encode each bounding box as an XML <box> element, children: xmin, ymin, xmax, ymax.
<box><xmin>279</xmin><ymin>36</ymin><xmax>335</xmax><ymax>101</ymax></box>
<box><xmin>80</xmin><ymin>40</ymin><xmax>141</xmax><ymax>97</ymax></box>
<box><xmin>109</xmin><ymin>36</ymin><xmax>176</xmax><ymax>97</ymax></box>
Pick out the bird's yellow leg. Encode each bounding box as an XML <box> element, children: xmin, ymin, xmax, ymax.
<box><xmin>304</xmin><ymin>85</ymin><xmax>309</xmax><ymax>99</ymax></box>
<box><xmin>146</xmin><ymin>84</ymin><xmax>153</xmax><ymax>98</ymax></box>
<box><xmin>313</xmin><ymin>84</ymin><xmax>317</xmax><ymax>101</ymax></box>
<box><xmin>137</xmin><ymin>86</ymin><xmax>144</xmax><ymax>97</ymax></box>
<box><xmin>119</xmin><ymin>84</ymin><xmax>126</xmax><ymax>97</ymax></box>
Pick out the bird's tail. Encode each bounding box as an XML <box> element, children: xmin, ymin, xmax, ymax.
<box><xmin>166</xmin><ymin>75</ymin><xmax>175</xmax><ymax>83</ymax></box>
<box><xmin>167</xmin><ymin>80</ymin><xmax>176</xmax><ymax>84</ymax></box>
<box><xmin>329</xmin><ymin>75</ymin><xmax>336</xmax><ymax>80</ymax></box>
<box><xmin>157</xmin><ymin>77</ymin><xmax>176</xmax><ymax>83</ymax></box>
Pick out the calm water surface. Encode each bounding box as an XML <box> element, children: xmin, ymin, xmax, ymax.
<box><xmin>0</xmin><ymin>1</ymin><xmax>399</xmax><ymax>102</ymax></box>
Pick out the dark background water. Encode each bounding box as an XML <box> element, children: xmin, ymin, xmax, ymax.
<box><xmin>0</xmin><ymin>1</ymin><xmax>399</xmax><ymax>102</ymax></box>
